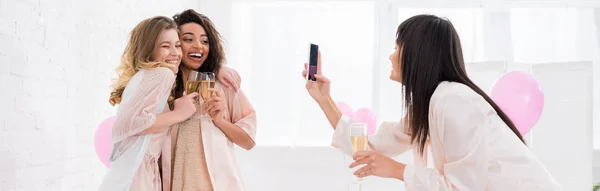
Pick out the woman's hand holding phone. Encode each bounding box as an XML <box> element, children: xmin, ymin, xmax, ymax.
<box><xmin>302</xmin><ymin>50</ymin><xmax>331</xmax><ymax>103</ymax></box>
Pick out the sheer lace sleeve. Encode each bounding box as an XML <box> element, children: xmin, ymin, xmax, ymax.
<box><xmin>111</xmin><ymin>67</ymin><xmax>175</xmax><ymax>143</ymax></box>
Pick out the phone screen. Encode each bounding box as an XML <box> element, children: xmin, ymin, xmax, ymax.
<box><xmin>307</xmin><ymin>43</ymin><xmax>319</xmax><ymax>81</ymax></box>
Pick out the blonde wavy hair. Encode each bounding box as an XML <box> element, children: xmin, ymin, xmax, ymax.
<box><xmin>109</xmin><ymin>16</ymin><xmax>179</xmax><ymax>106</ymax></box>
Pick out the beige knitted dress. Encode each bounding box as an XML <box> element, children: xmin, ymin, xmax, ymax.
<box><xmin>170</xmin><ymin>105</ymin><xmax>214</xmax><ymax>191</ymax></box>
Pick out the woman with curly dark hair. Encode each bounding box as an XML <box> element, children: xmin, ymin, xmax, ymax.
<box><xmin>169</xmin><ymin>9</ymin><xmax>257</xmax><ymax>191</ymax></box>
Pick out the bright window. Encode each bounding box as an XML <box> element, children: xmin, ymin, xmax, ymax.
<box><xmin>230</xmin><ymin>2</ymin><xmax>375</xmax><ymax>146</ymax></box>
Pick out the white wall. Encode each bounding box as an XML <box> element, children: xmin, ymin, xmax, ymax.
<box><xmin>235</xmin><ymin>147</ymin><xmax>414</xmax><ymax>191</ymax></box>
<box><xmin>593</xmin><ymin>9</ymin><xmax>600</xmax><ymax>186</ymax></box>
<box><xmin>0</xmin><ymin>0</ymin><xmax>196</xmax><ymax>190</ymax></box>
<box><xmin>594</xmin><ymin>150</ymin><xmax>600</xmax><ymax>184</ymax></box>
<box><xmin>531</xmin><ymin>62</ymin><xmax>594</xmax><ymax>190</ymax></box>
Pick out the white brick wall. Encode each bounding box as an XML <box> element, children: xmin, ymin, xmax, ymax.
<box><xmin>0</xmin><ymin>0</ymin><xmax>196</xmax><ymax>190</ymax></box>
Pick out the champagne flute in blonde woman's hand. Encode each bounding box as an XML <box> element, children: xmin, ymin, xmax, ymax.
<box><xmin>350</xmin><ymin>123</ymin><xmax>368</xmax><ymax>190</ymax></box>
<box><xmin>186</xmin><ymin>71</ymin><xmax>202</xmax><ymax>98</ymax></box>
<box><xmin>186</xmin><ymin>71</ymin><xmax>202</xmax><ymax>121</ymax></box>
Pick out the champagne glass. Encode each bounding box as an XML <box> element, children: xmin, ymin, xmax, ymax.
<box><xmin>185</xmin><ymin>71</ymin><xmax>202</xmax><ymax>123</ymax></box>
<box><xmin>200</xmin><ymin>72</ymin><xmax>216</xmax><ymax>101</ymax></box>
<box><xmin>350</xmin><ymin>123</ymin><xmax>369</xmax><ymax>190</ymax></box>
<box><xmin>186</xmin><ymin>71</ymin><xmax>202</xmax><ymax>98</ymax></box>
<box><xmin>199</xmin><ymin>72</ymin><xmax>216</xmax><ymax>118</ymax></box>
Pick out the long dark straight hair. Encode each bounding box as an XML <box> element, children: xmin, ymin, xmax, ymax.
<box><xmin>396</xmin><ymin>14</ymin><xmax>525</xmax><ymax>155</ymax></box>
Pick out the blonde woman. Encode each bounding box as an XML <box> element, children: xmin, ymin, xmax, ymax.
<box><xmin>97</xmin><ymin>16</ymin><xmax>198</xmax><ymax>191</ymax></box>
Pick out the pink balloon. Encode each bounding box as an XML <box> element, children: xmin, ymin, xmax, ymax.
<box><xmin>351</xmin><ymin>108</ymin><xmax>377</xmax><ymax>135</ymax></box>
<box><xmin>336</xmin><ymin>102</ymin><xmax>354</xmax><ymax>116</ymax></box>
<box><xmin>94</xmin><ymin>116</ymin><xmax>115</xmax><ymax>168</ymax></box>
<box><xmin>490</xmin><ymin>71</ymin><xmax>544</xmax><ymax>135</ymax></box>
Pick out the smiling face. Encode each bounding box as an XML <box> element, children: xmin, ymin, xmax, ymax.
<box><xmin>153</xmin><ymin>28</ymin><xmax>182</xmax><ymax>70</ymax></box>
<box><xmin>179</xmin><ymin>23</ymin><xmax>209</xmax><ymax>70</ymax></box>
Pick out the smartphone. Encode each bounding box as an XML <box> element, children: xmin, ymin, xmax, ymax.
<box><xmin>307</xmin><ymin>43</ymin><xmax>319</xmax><ymax>81</ymax></box>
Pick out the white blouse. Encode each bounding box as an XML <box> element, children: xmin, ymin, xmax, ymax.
<box><xmin>332</xmin><ymin>81</ymin><xmax>562</xmax><ymax>190</ymax></box>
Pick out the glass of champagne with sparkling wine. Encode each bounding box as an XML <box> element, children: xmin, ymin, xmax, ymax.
<box><xmin>350</xmin><ymin>123</ymin><xmax>368</xmax><ymax>190</ymax></box>
<box><xmin>199</xmin><ymin>72</ymin><xmax>216</xmax><ymax>101</ymax></box>
<box><xmin>186</xmin><ymin>71</ymin><xmax>202</xmax><ymax>98</ymax></box>
<box><xmin>200</xmin><ymin>72</ymin><xmax>215</xmax><ymax>117</ymax></box>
